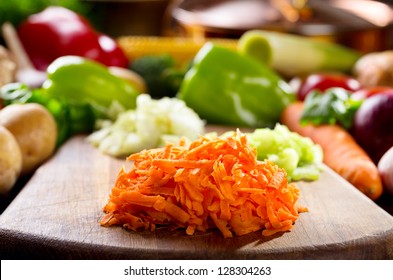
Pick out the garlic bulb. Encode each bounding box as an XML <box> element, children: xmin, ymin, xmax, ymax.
<box><xmin>378</xmin><ymin>146</ymin><xmax>393</xmax><ymax>195</ymax></box>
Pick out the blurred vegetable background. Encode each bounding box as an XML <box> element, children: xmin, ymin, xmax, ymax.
<box><xmin>1</xmin><ymin>0</ymin><xmax>393</xmax><ymax>214</ymax></box>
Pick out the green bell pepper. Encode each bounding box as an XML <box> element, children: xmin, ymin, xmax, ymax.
<box><xmin>43</xmin><ymin>56</ymin><xmax>139</xmax><ymax>117</ymax></box>
<box><xmin>177</xmin><ymin>43</ymin><xmax>295</xmax><ymax>128</ymax></box>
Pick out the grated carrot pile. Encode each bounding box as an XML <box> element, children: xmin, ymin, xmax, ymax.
<box><xmin>100</xmin><ymin>130</ymin><xmax>307</xmax><ymax>237</ymax></box>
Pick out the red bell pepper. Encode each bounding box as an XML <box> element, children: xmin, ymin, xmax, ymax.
<box><xmin>18</xmin><ymin>6</ymin><xmax>128</xmax><ymax>71</ymax></box>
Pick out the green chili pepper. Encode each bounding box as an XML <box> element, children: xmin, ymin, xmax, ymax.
<box><xmin>43</xmin><ymin>55</ymin><xmax>139</xmax><ymax>117</ymax></box>
<box><xmin>177</xmin><ymin>43</ymin><xmax>295</xmax><ymax>128</ymax></box>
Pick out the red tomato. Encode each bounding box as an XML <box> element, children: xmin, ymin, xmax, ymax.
<box><xmin>352</xmin><ymin>86</ymin><xmax>393</xmax><ymax>100</ymax></box>
<box><xmin>293</xmin><ymin>73</ymin><xmax>361</xmax><ymax>101</ymax></box>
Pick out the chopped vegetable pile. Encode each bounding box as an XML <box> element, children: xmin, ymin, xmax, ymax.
<box><xmin>247</xmin><ymin>124</ymin><xmax>323</xmax><ymax>181</ymax></box>
<box><xmin>87</xmin><ymin>94</ymin><xmax>205</xmax><ymax>157</ymax></box>
<box><xmin>100</xmin><ymin>130</ymin><xmax>307</xmax><ymax>238</ymax></box>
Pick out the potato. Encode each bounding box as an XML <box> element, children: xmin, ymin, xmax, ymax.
<box><xmin>0</xmin><ymin>103</ymin><xmax>57</xmax><ymax>175</ymax></box>
<box><xmin>353</xmin><ymin>51</ymin><xmax>393</xmax><ymax>87</ymax></box>
<box><xmin>0</xmin><ymin>126</ymin><xmax>22</xmax><ymax>194</ymax></box>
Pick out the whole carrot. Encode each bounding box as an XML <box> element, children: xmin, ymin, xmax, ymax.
<box><xmin>281</xmin><ymin>102</ymin><xmax>382</xmax><ymax>200</ymax></box>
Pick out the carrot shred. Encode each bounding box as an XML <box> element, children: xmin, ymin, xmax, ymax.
<box><xmin>100</xmin><ymin>130</ymin><xmax>306</xmax><ymax>237</ymax></box>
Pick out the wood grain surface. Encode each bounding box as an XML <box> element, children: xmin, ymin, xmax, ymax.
<box><xmin>1</xmin><ymin>133</ymin><xmax>393</xmax><ymax>260</ymax></box>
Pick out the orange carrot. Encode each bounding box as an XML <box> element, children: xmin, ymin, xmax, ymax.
<box><xmin>281</xmin><ymin>102</ymin><xmax>383</xmax><ymax>200</ymax></box>
<box><xmin>100</xmin><ymin>130</ymin><xmax>306</xmax><ymax>237</ymax></box>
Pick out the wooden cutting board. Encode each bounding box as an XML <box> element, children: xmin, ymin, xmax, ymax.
<box><xmin>1</xmin><ymin>132</ymin><xmax>393</xmax><ymax>259</ymax></box>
